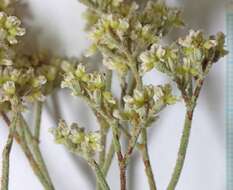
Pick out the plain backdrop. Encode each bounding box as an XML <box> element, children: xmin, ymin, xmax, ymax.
<box><xmin>0</xmin><ymin>0</ymin><xmax>226</xmax><ymax>189</ymax></box>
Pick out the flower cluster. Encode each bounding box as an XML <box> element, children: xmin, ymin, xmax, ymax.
<box><xmin>0</xmin><ymin>12</ymin><xmax>25</xmax><ymax>45</ymax></box>
<box><xmin>61</xmin><ymin>63</ymin><xmax>106</xmax><ymax>95</ymax></box>
<box><xmin>0</xmin><ymin>66</ymin><xmax>47</xmax><ymax>110</ymax></box>
<box><xmin>15</xmin><ymin>53</ymin><xmax>64</xmax><ymax>94</ymax></box>
<box><xmin>82</xmin><ymin>0</ymin><xmax>136</xmax><ymax>30</ymax></box>
<box><xmin>87</xmin><ymin>1</ymin><xmax>183</xmax><ymax>77</ymax></box>
<box><xmin>0</xmin><ymin>9</ymin><xmax>65</xmax><ymax>111</ymax></box>
<box><xmin>61</xmin><ymin>62</ymin><xmax>118</xmax><ymax>117</ymax></box>
<box><xmin>0</xmin><ymin>12</ymin><xmax>25</xmax><ymax>67</ymax></box>
<box><xmin>140</xmin><ymin>1</ymin><xmax>184</xmax><ymax>37</ymax></box>
<box><xmin>102</xmin><ymin>52</ymin><xmax>128</xmax><ymax>76</ymax></box>
<box><xmin>0</xmin><ymin>53</ymin><xmax>64</xmax><ymax>110</ymax></box>
<box><xmin>51</xmin><ymin>120</ymin><xmax>102</xmax><ymax>157</ymax></box>
<box><xmin>140</xmin><ymin>30</ymin><xmax>227</xmax><ymax>92</ymax></box>
<box><xmin>113</xmin><ymin>84</ymin><xmax>177</xmax><ymax>126</ymax></box>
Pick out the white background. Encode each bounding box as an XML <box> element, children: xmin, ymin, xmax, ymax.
<box><xmin>0</xmin><ymin>0</ymin><xmax>226</xmax><ymax>189</ymax></box>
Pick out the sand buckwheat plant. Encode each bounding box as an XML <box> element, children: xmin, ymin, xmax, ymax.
<box><xmin>0</xmin><ymin>0</ymin><xmax>227</xmax><ymax>190</ymax></box>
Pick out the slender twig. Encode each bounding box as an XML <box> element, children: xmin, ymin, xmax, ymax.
<box><xmin>51</xmin><ymin>92</ymin><xmax>61</xmax><ymax>123</ymax></box>
<box><xmin>19</xmin><ymin>114</ymin><xmax>54</xmax><ymax>189</ymax></box>
<box><xmin>88</xmin><ymin>158</ymin><xmax>110</xmax><ymax>190</ymax></box>
<box><xmin>97</xmin><ymin>117</ymin><xmax>108</xmax><ymax>190</ymax></box>
<box><xmin>34</xmin><ymin>101</ymin><xmax>43</xmax><ymax>141</ymax></box>
<box><xmin>140</xmin><ymin>129</ymin><xmax>157</xmax><ymax>190</ymax></box>
<box><xmin>1</xmin><ymin>113</ymin><xmax>18</xmax><ymax>190</ymax></box>
<box><xmin>102</xmin><ymin>140</ymin><xmax>115</xmax><ymax>176</ymax></box>
<box><xmin>98</xmin><ymin>119</ymin><xmax>108</xmax><ymax>168</ymax></box>
<box><xmin>96</xmin><ymin>69</ymin><xmax>112</xmax><ymax>190</ymax></box>
<box><xmin>1</xmin><ymin>112</ymin><xmax>53</xmax><ymax>190</ymax></box>
<box><xmin>111</xmin><ymin>122</ymin><xmax>126</xmax><ymax>190</ymax></box>
<box><xmin>18</xmin><ymin>117</ymin><xmax>54</xmax><ymax>190</ymax></box>
<box><xmin>99</xmin><ymin>71</ymin><xmax>112</xmax><ymax>166</ymax></box>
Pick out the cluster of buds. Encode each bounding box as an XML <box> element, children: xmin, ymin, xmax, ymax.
<box><xmin>0</xmin><ymin>66</ymin><xmax>47</xmax><ymax>110</ymax></box>
<box><xmin>89</xmin><ymin>1</ymin><xmax>183</xmax><ymax>48</ymax></box>
<box><xmin>89</xmin><ymin>14</ymin><xmax>129</xmax><ymax>46</ymax></box>
<box><xmin>51</xmin><ymin>120</ymin><xmax>102</xmax><ymax>157</ymax></box>
<box><xmin>140</xmin><ymin>1</ymin><xmax>184</xmax><ymax>37</ymax></box>
<box><xmin>0</xmin><ymin>9</ymin><xmax>66</xmax><ymax>112</ymax></box>
<box><xmin>0</xmin><ymin>12</ymin><xmax>25</xmax><ymax>66</ymax></box>
<box><xmin>113</xmin><ymin>84</ymin><xmax>177</xmax><ymax>126</ymax></box>
<box><xmin>102</xmin><ymin>54</ymin><xmax>128</xmax><ymax>76</ymax></box>
<box><xmin>140</xmin><ymin>30</ymin><xmax>227</xmax><ymax>92</ymax></box>
<box><xmin>82</xmin><ymin>0</ymin><xmax>136</xmax><ymax>30</ymax></box>
<box><xmin>87</xmin><ymin>1</ymin><xmax>184</xmax><ymax>79</ymax></box>
<box><xmin>139</xmin><ymin>44</ymin><xmax>178</xmax><ymax>75</ymax></box>
<box><xmin>61</xmin><ymin>63</ymin><xmax>106</xmax><ymax>95</ymax></box>
<box><xmin>0</xmin><ymin>53</ymin><xmax>64</xmax><ymax>110</ymax></box>
<box><xmin>62</xmin><ymin>62</ymin><xmax>118</xmax><ymax>117</ymax></box>
<box><xmin>0</xmin><ymin>12</ymin><xmax>25</xmax><ymax>45</ymax></box>
<box><xmin>15</xmin><ymin>53</ymin><xmax>64</xmax><ymax>94</ymax></box>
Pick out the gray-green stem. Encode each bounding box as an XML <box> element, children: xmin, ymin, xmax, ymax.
<box><xmin>97</xmin><ymin>118</ymin><xmax>108</xmax><ymax>190</ymax></box>
<box><xmin>141</xmin><ymin>129</ymin><xmax>157</xmax><ymax>190</ymax></box>
<box><xmin>167</xmin><ymin>79</ymin><xmax>203</xmax><ymax>190</ymax></box>
<box><xmin>88</xmin><ymin>158</ymin><xmax>110</xmax><ymax>190</ymax></box>
<box><xmin>20</xmin><ymin>114</ymin><xmax>54</xmax><ymax>189</ymax></box>
<box><xmin>1</xmin><ymin>113</ymin><xmax>18</xmax><ymax>190</ymax></box>
<box><xmin>34</xmin><ymin>101</ymin><xmax>43</xmax><ymax>141</ymax></box>
<box><xmin>97</xmin><ymin>70</ymin><xmax>112</xmax><ymax>190</ymax></box>
<box><xmin>102</xmin><ymin>140</ymin><xmax>115</xmax><ymax>176</ymax></box>
<box><xmin>1</xmin><ymin>112</ymin><xmax>53</xmax><ymax>190</ymax></box>
<box><xmin>167</xmin><ymin>104</ymin><xmax>195</xmax><ymax>190</ymax></box>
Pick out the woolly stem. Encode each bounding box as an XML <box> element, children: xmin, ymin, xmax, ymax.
<box><xmin>167</xmin><ymin>79</ymin><xmax>204</xmax><ymax>190</ymax></box>
<box><xmin>167</xmin><ymin>105</ymin><xmax>194</xmax><ymax>190</ymax></box>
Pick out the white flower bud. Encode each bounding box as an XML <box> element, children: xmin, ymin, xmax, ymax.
<box><xmin>3</xmin><ymin>81</ymin><xmax>15</xmax><ymax>95</ymax></box>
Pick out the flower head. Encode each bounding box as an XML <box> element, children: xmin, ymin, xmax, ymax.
<box><xmin>51</xmin><ymin>120</ymin><xmax>102</xmax><ymax>157</ymax></box>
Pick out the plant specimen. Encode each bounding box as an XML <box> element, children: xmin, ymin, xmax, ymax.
<box><xmin>0</xmin><ymin>0</ymin><xmax>227</xmax><ymax>190</ymax></box>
